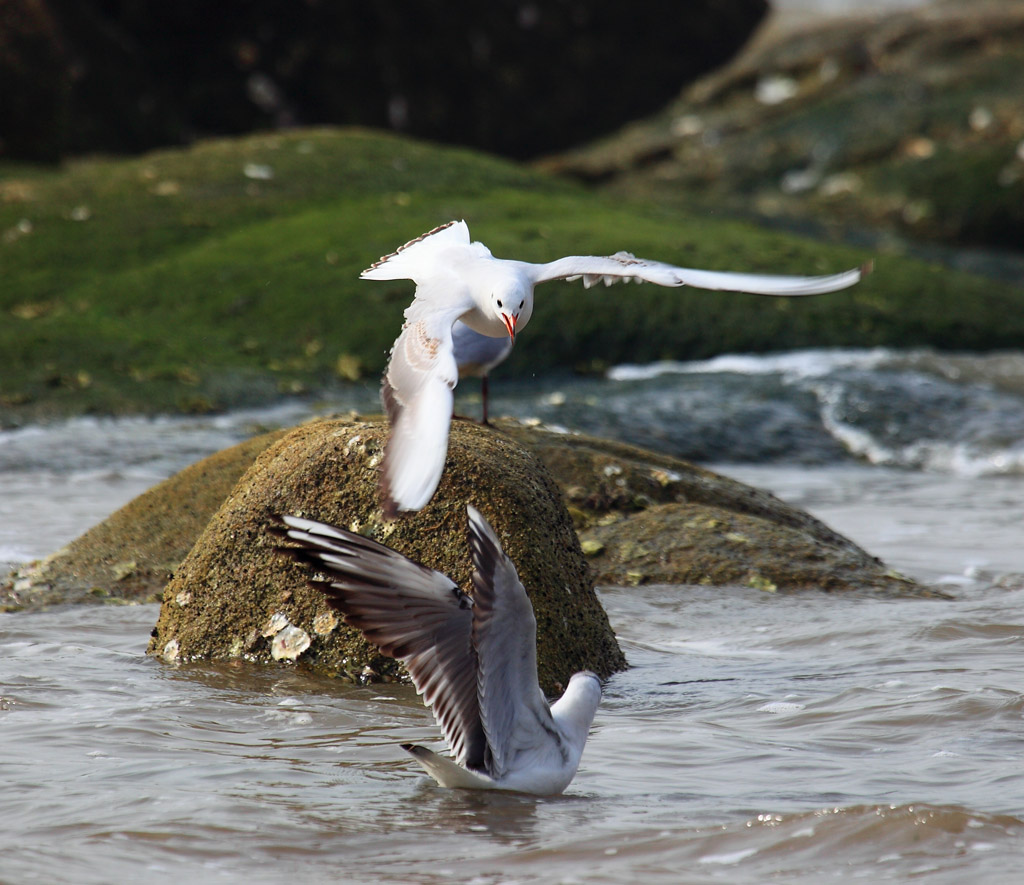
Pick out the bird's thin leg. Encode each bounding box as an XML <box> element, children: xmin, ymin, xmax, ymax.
<box><xmin>481</xmin><ymin>375</ymin><xmax>490</xmax><ymax>426</ymax></box>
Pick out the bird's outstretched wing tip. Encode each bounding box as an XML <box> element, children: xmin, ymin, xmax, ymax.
<box><xmin>466</xmin><ymin>505</ymin><xmax>500</xmax><ymax>549</ymax></box>
<box><xmin>276</xmin><ymin>514</ymin><xmax>308</xmax><ymax>532</ymax></box>
<box><xmin>360</xmin><ymin>220</ymin><xmax>468</xmax><ymax>279</ymax></box>
<box><xmin>268</xmin><ymin>514</ymin><xmax>314</xmax><ymax>547</ymax></box>
<box><xmin>379</xmin><ymin>472</ymin><xmax>400</xmax><ymax>520</ymax></box>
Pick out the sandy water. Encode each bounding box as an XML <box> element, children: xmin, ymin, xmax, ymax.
<box><xmin>2</xmin><ymin>350</ymin><xmax>1024</xmax><ymax>883</ymax></box>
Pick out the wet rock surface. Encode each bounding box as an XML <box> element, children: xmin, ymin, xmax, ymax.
<box><xmin>494</xmin><ymin>421</ymin><xmax>940</xmax><ymax>597</ymax></box>
<box><xmin>4</xmin><ymin>414</ymin><xmax>941</xmax><ymax>618</ymax></box>
<box><xmin>1</xmin><ymin>429</ymin><xmax>289</xmax><ymax>610</ymax></box>
<box><xmin>146</xmin><ymin>417</ymin><xmax>626</xmax><ymax>694</ymax></box>
<box><xmin>5</xmin><ymin>413</ymin><xmax>946</xmax><ymax>689</ymax></box>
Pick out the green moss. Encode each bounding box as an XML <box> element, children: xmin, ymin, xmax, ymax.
<box><xmin>2</xmin><ymin>126</ymin><xmax>1022</xmax><ymax>424</ymax></box>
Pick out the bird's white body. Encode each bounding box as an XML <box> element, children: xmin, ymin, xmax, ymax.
<box><xmin>363</xmin><ymin>223</ymin><xmax>535</xmax><ymax>340</ymax></box>
<box><xmin>450</xmin><ymin>322</ymin><xmax>513</xmax><ymax>424</ymax></box>
<box><xmin>451</xmin><ymin>321</ymin><xmax>514</xmax><ymax>379</ymax></box>
<box><xmin>403</xmin><ymin>671</ymin><xmax>602</xmax><ymax>794</ymax></box>
<box><xmin>278</xmin><ymin>506</ymin><xmax>602</xmax><ymax>796</ymax></box>
<box><xmin>364</xmin><ymin>220</ymin><xmax>870</xmax><ymax>515</ymax></box>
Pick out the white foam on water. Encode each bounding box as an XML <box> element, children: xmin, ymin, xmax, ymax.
<box><xmin>821</xmin><ymin>410</ymin><xmax>1024</xmax><ymax>477</ymax></box>
<box><xmin>698</xmin><ymin>847</ymin><xmax>759</xmax><ymax>865</ymax></box>
<box><xmin>607</xmin><ymin>348</ymin><xmax>893</xmax><ymax>382</ymax></box>
<box><xmin>758</xmin><ymin>701</ymin><xmax>807</xmax><ymax>714</ymax></box>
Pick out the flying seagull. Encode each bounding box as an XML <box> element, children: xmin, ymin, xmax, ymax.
<box><xmin>276</xmin><ymin>505</ymin><xmax>603</xmax><ymax>795</ymax></box>
<box><xmin>364</xmin><ymin>220</ymin><xmax>870</xmax><ymax>516</ymax></box>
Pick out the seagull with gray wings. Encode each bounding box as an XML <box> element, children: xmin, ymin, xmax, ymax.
<box><xmin>365</xmin><ymin>220</ymin><xmax>870</xmax><ymax>516</ymax></box>
<box><xmin>276</xmin><ymin>505</ymin><xmax>602</xmax><ymax>795</ymax></box>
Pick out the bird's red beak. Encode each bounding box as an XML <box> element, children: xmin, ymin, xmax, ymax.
<box><xmin>501</xmin><ymin>313</ymin><xmax>517</xmax><ymax>342</ymax></box>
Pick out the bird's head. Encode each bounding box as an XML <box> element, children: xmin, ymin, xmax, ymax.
<box><xmin>489</xmin><ymin>283</ymin><xmax>532</xmax><ymax>342</ymax></box>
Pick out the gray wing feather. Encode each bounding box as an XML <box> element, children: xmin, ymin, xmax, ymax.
<box><xmin>451</xmin><ymin>320</ymin><xmax>514</xmax><ymax>378</ymax></box>
<box><xmin>360</xmin><ymin>220</ymin><xmax>471</xmax><ymax>281</ymax></box>
<box><xmin>276</xmin><ymin>515</ymin><xmax>486</xmax><ymax>771</ymax></box>
<box><xmin>465</xmin><ymin>506</ymin><xmax>555</xmax><ymax>780</ymax></box>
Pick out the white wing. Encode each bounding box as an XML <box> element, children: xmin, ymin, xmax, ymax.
<box><xmin>276</xmin><ymin>515</ymin><xmax>488</xmax><ymax>772</ymax></box>
<box><xmin>361</xmin><ymin>220</ymin><xmax>471</xmax><ymax>283</ymax></box>
<box><xmin>381</xmin><ymin>298</ymin><xmax>465</xmax><ymax>517</ymax></box>
<box><xmin>529</xmin><ymin>252</ymin><xmax>869</xmax><ymax>296</ymax></box>
<box><xmin>465</xmin><ymin>506</ymin><xmax>556</xmax><ymax>780</ymax></box>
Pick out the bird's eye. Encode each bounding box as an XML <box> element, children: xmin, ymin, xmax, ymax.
<box><xmin>496</xmin><ymin>299</ymin><xmax>503</xmax><ymax>308</ymax></box>
<box><xmin>519</xmin><ymin>300</ymin><xmax>524</xmax><ymax>309</ymax></box>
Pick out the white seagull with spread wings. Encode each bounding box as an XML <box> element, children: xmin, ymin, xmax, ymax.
<box><xmin>277</xmin><ymin>505</ymin><xmax>602</xmax><ymax>795</ymax></box>
<box><xmin>365</xmin><ymin>220</ymin><xmax>870</xmax><ymax>516</ymax></box>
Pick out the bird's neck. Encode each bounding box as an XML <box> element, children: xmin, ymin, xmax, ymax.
<box><xmin>551</xmin><ymin>675</ymin><xmax>601</xmax><ymax>747</ymax></box>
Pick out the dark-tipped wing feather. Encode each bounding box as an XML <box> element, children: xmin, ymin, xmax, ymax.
<box><xmin>466</xmin><ymin>506</ymin><xmax>555</xmax><ymax>780</ymax></box>
<box><xmin>275</xmin><ymin>515</ymin><xmax>486</xmax><ymax>771</ymax></box>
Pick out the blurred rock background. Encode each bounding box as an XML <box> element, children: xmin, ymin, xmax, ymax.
<box><xmin>545</xmin><ymin>0</ymin><xmax>1024</xmax><ymax>265</ymax></box>
<box><xmin>7</xmin><ymin>0</ymin><xmax>1021</xmax><ymax>259</ymax></box>
<box><xmin>2</xmin><ymin>0</ymin><xmax>1022</xmax><ymax>423</ymax></box>
<box><xmin>0</xmin><ymin>0</ymin><xmax>767</xmax><ymax>161</ymax></box>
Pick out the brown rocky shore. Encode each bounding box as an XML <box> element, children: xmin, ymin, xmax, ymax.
<box><xmin>2</xmin><ymin>415</ymin><xmax>946</xmax><ymax>690</ymax></box>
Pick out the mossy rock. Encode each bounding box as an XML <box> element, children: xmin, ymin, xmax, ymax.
<box><xmin>494</xmin><ymin>420</ymin><xmax>941</xmax><ymax>597</ymax></box>
<box><xmin>146</xmin><ymin>416</ymin><xmax>626</xmax><ymax>694</ymax></box>
<box><xmin>577</xmin><ymin>502</ymin><xmax>930</xmax><ymax>596</ymax></box>
<box><xmin>0</xmin><ymin>429</ymin><xmax>289</xmax><ymax>610</ymax></box>
<box><xmin>496</xmin><ymin>421</ymin><xmax>858</xmax><ymax>547</ymax></box>
<box><xmin>3</xmin><ymin>414</ymin><xmax>941</xmax><ymax>615</ymax></box>
<box><xmin>4</xmin><ymin>127</ymin><xmax>1022</xmax><ymax>428</ymax></box>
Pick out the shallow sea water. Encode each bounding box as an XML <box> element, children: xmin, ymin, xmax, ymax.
<box><xmin>2</xmin><ymin>350</ymin><xmax>1024</xmax><ymax>883</ymax></box>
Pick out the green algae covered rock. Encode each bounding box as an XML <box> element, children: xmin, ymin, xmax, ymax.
<box><xmin>494</xmin><ymin>421</ymin><xmax>941</xmax><ymax>598</ymax></box>
<box><xmin>146</xmin><ymin>416</ymin><xmax>627</xmax><ymax>694</ymax></box>
<box><xmin>1</xmin><ymin>429</ymin><xmax>289</xmax><ymax>610</ymax></box>
<box><xmin>3</xmin><ymin>127</ymin><xmax>1020</xmax><ymax>429</ymax></box>
<box><xmin>4</xmin><ymin>415</ymin><xmax>942</xmax><ymax>624</ymax></box>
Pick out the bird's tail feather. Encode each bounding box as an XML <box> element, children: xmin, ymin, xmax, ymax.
<box><xmin>400</xmin><ymin>744</ymin><xmax>494</xmax><ymax>790</ymax></box>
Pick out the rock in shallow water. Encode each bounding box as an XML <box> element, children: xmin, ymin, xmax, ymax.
<box><xmin>3</xmin><ymin>414</ymin><xmax>943</xmax><ymax>619</ymax></box>
<box><xmin>492</xmin><ymin>421</ymin><xmax>941</xmax><ymax>597</ymax></box>
<box><xmin>146</xmin><ymin>417</ymin><xmax>627</xmax><ymax>693</ymax></box>
<box><xmin>4</xmin><ymin>413</ymin><xmax>946</xmax><ymax>688</ymax></box>
<box><xmin>0</xmin><ymin>430</ymin><xmax>289</xmax><ymax>610</ymax></box>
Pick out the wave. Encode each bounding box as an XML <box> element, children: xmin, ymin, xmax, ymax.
<box><xmin>460</xmin><ymin>803</ymin><xmax>1023</xmax><ymax>884</ymax></box>
<box><xmin>3</xmin><ymin>349</ymin><xmax>1023</xmax><ymax>477</ymax></box>
<box><xmin>607</xmin><ymin>347</ymin><xmax>896</xmax><ymax>382</ymax></box>
<box><xmin>598</xmin><ymin>348</ymin><xmax>1024</xmax><ymax>476</ymax></box>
